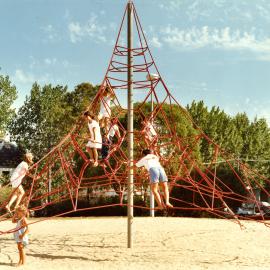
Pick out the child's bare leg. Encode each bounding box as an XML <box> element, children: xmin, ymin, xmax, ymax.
<box><xmin>86</xmin><ymin>147</ymin><xmax>94</xmax><ymax>162</ymax></box>
<box><xmin>92</xmin><ymin>148</ymin><xmax>98</xmax><ymax>167</ymax></box>
<box><xmin>100</xmin><ymin>118</ymin><xmax>104</xmax><ymax>128</ymax></box>
<box><xmin>14</xmin><ymin>186</ymin><xmax>25</xmax><ymax>208</ymax></box>
<box><xmin>152</xmin><ymin>138</ymin><xmax>158</xmax><ymax>154</ymax></box>
<box><xmin>150</xmin><ymin>183</ymin><xmax>163</xmax><ymax>209</ymax></box>
<box><xmin>104</xmin><ymin>117</ymin><xmax>110</xmax><ymax>133</ymax></box>
<box><xmin>16</xmin><ymin>243</ymin><xmax>23</xmax><ymax>266</ymax></box>
<box><xmin>6</xmin><ymin>190</ymin><xmax>18</xmax><ymax>212</ymax></box>
<box><xmin>145</xmin><ymin>137</ymin><xmax>150</xmax><ymax>148</ymax></box>
<box><xmin>21</xmin><ymin>244</ymin><xmax>25</xmax><ymax>265</ymax></box>
<box><xmin>160</xmin><ymin>182</ymin><xmax>173</xmax><ymax>208</ymax></box>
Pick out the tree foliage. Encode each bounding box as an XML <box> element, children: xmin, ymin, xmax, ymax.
<box><xmin>7</xmin><ymin>81</ymin><xmax>270</xmax><ymax>207</ymax></box>
<box><xmin>9</xmin><ymin>82</ymin><xmax>99</xmax><ymax>160</ymax></box>
<box><xmin>0</xmin><ymin>75</ymin><xmax>17</xmax><ymax>136</ymax></box>
<box><xmin>9</xmin><ymin>83</ymin><xmax>70</xmax><ymax>159</ymax></box>
<box><xmin>187</xmin><ymin>100</ymin><xmax>270</xmax><ymax>183</ymax></box>
<box><xmin>66</xmin><ymin>82</ymin><xmax>99</xmax><ymax>118</ymax></box>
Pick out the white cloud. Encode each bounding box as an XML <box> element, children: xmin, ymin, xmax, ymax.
<box><xmin>224</xmin><ymin>100</ymin><xmax>270</xmax><ymax>125</ymax></box>
<box><xmin>243</xmin><ymin>102</ymin><xmax>270</xmax><ymax>125</ymax></box>
<box><xmin>159</xmin><ymin>0</ymin><xmax>270</xmax><ymax>23</ymax></box>
<box><xmin>68</xmin><ymin>14</ymin><xmax>107</xmax><ymax>44</ymax></box>
<box><xmin>12</xmin><ymin>69</ymin><xmax>50</xmax><ymax>87</ymax></box>
<box><xmin>29</xmin><ymin>56</ymin><xmax>38</xmax><ymax>69</ymax></box>
<box><xmin>109</xmin><ymin>22</ymin><xmax>117</xmax><ymax>31</ymax></box>
<box><xmin>149</xmin><ymin>36</ymin><xmax>162</xmax><ymax>48</ymax></box>
<box><xmin>62</xmin><ymin>60</ymin><xmax>72</xmax><ymax>68</ymax></box>
<box><xmin>161</xmin><ymin>25</ymin><xmax>270</xmax><ymax>54</ymax></box>
<box><xmin>159</xmin><ymin>3</ymin><xmax>165</xmax><ymax>10</ymax></box>
<box><xmin>255</xmin><ymin>2</ymin><xmax>270</xmax><ymax>21</ymax></box>
<box><xmin>68</xmin><ymin>22</ymin><xmax>83</xmax><ymax>43</ymax></box>
<box><xmin>257</xmin><ymin>108</ymin><xmax>270</xmax><ymax>125</ymax></box>
<box><xmin>29</xmin><ymin>57</ymin><xmax>74</xmax><ymax>70</ymax></box>
<box><xmin>148</xmin><ymin>25</ymin><xmax>155</xmax><ymax>33</ymax></box>
<box><xmin>170</xmin><ymin>79</ymin><xmax>220</xmax><ymax>94</ymax></box>
<box><xmin>256</xmin><ymin>54</ymin><xmax>270</xmax><ymax>61</ymax></box>
<box><xmin>44</xmin><ymin>58</ymin><xmax>57</xmax><ymax>66</ymax></box>
<box><xmin>41</xmin><ymin>24</ymin><xmax>59</xmax><ymax>42</ymax></box>
<box><xmin>11</xmin><ymin>69</ymin><xmax>62</xmax><ymax>108</ymax></box>
<box><xmin>13</xmin><ymin>69</ymin><xmax>35</xmax><ymax>84</ymax></box>
<box><xmin>159</xmin><ymin>0</ymin><xmax>182</xmax><ymax>12</ymax></box>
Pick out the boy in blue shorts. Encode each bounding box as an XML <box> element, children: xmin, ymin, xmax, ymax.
<box><xmin>136</xmin><ymin>149</ymin><xmax>173</xmax><ymax>209</ymax></box>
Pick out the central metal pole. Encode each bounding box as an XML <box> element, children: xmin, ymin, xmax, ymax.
<box><xmin>127</xmin><ymin>1</ymin><xmax>134</xmax><ymax>249</ymax></box>
<box><xmin>150</xmin><ymin>89</ymin><xmax>155</xmax><ymax>217</ymax></box>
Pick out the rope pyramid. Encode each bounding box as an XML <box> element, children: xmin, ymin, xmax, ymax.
<box><xmin>1</xmin><ymin>2</ymin><xmax>270</xmax><ymax>234</ymax></box>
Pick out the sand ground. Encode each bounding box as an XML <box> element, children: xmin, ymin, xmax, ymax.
<box><xmin>0</xmin><ymin>217</ymin><xmax>270</xmax><ymax>270</ymax></box>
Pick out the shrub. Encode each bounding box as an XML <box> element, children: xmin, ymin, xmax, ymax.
<box><xmin>0</xmin><ymin>186</ymin><xmax>12</xmax><ymax>213</ymax></box>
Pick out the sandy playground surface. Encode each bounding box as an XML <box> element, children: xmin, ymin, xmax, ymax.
<box><xmin>1</xmin><ymin>217</ymin><xmax>270</xmax><ymax>270</ymax></box>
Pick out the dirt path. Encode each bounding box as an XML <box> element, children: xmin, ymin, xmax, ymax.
<box><xmin>0</xmin><ymin>217</ymin><xmax>270</xmax><ymax>269</ymax></box>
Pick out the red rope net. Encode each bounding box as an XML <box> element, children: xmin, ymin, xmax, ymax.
<box><xmin>1</xmin><ymin>2</ymin><xmax>270</xmax><ymax>233</ymax></box>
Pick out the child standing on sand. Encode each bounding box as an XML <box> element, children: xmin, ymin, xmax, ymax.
<box><xmin>12</xmin><ymin>205</ymin><xmax>29</xmax><ymax>267</ymax></box>
<box><xmin>136</xmin><ymin>149</ymin><xmax>173</xmax><ymax>210</ymax></box>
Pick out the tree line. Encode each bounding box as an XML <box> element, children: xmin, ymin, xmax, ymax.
<box><xmin>1</xmin><ymin>74</ymin><xmax>270</xmax><ymax>184</ymax></box>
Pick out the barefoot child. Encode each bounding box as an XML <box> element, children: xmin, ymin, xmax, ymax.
<box><xmin>98</xmin><ymin>86</ymin><xmax>114</xmax><ymax>132</ymax></box>
<box><xmin>6</xmin><ymin>153</ymin><xmax>34</xmax><ymax>213</ymax></box>
<box><xmin>136</xmin><ymin>149</ymin><xmax>173</xmax><ymax>209</ymax></box>
<box><xmin>101</xmin><ymin>118</ymin><xmax>121</xmax><ymax>159</ymax></box>
<box><xmin>12</xmin><ymin>205</ymin><xmax>29</xmax><ymax>266</ymax></box>
<box><xmin>84</xmin><ymin>111</ymin><xmax>102</xmax><ymax>167</ymax></box>
<box><xmin>141</xmin><ymin>115</ymin><xmax>157</xmax><ymax>148</ymax></box>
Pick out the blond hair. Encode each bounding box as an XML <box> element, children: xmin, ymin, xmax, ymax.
<box><xmin>15</xmin><ymin>205</ymin><xmax>28</xmax><ymax>216</ymax></box>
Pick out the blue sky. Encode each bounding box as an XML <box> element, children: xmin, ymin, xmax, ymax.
<box><xmin>1</xmin><ymin>0</ymin><xmax>270</xmax><ymax>123</ymax></box>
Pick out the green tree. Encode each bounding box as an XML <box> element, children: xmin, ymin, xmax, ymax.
<box><xmin>9</xmin><ymin>83</ymin><xmax>73</xmax><ymax>159</ymax></box>
<box><xmin>187</xmin><ymin>100</ymin><xmax>270</xmax><ymax>188</ymax></box>
<box><xmin>187</xmin><ymin>101</ymin><xmax>243</xmax><ymax>162</ymax></box>
<box><xmin>66</xmin><ymin>82</ymin><xmax>99</xmax><ymax>118</ymax></box>
<box><xmin>186</xmin><ymin>100</ymin><xmax>213</xmax><ymax>161</ymax></box>
<box><xmin>242</xmin><ymin>118</ymin><xmax>270</xmax><ymax>179</ymax></box>
<box><xmin>0</xmin><ymin>75</ymin><xmax>17</xmax><ymax>136</ymax></box>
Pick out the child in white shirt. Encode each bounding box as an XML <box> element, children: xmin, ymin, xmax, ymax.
<box><xmin>6</xmin><ymin>153</ymin><xmax>33</xmax><ymax>213</ymax></box>
<box><xmin>101</xmin><ymin>118</ymin><xmax>121</xmax><ymax>159</ymax></box>
<box><xmin>141</xmin><ymin>115</ymin><xmax>157</xmax><ymax>148</ymax></box>
<box><xmin>98</xmin><ymin>86</ymin><xmax>114</xmax><ymax>133</ymax></box>
<box><xmin>12</xmin><ymin>205</ymin><xmax>29</xmax><ymax>266</ymax></box>
<box><xmin>84</xmin><ymin>111</ymin><xmax>102</xmax><ymax>167</ymax></box>
<box><xmin>136</xmin><ymin>149</ymin><xmax>173</xmax><ymax>209</ymax></box>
